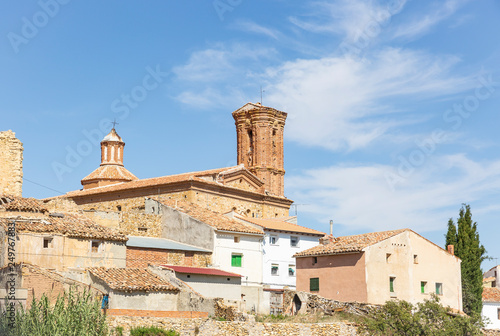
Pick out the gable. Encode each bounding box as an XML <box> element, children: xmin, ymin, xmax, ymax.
<box><xmin>223</xmin><ymin>174</ymin><xmax>262</xmax><ymax>192</ymax></box>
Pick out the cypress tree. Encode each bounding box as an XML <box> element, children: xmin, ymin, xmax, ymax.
<box><xmin>445</xmin><ymin>204</ymin><xmax>487</xmax><ymax>315</ymax></box>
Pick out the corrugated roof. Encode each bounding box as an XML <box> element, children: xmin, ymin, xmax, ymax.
<box><xmin>156</xmin><ymin>198</ymin><xmax>264</xmax><ymax>235</ymax></box>
<box><xmin>235</xmin><ymin>214</ymin><xmax>324</xmax><ymax>236</ymax></box>
<box><xmin>88</xmin><ymin>267</ymin><xmax>179</xmax><ymax>292</ymax></box>
<box><xmin>294</xmin><ymin>229</ymin><xmax>409</xmax><ymax>257</ymax></box>
<box><xmin>483</xmin><ymin>287</ymin><xmax>500</xmax><ymax>302</ymax></box>
<box><xmin>162</xmin><ymin>265</ymin><xmax>241</xmax><ymax>277</ymax></box>
<box><xmin>126</xmin><ymin>236</ymin><xmax>211</xmax><ymax>253</ymax></box>
<box><xmin>0</xmin><ymin>213</ymin><xmax>127</xmax><ymax>242</ymax></box>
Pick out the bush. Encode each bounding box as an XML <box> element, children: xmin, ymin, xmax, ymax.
<box><xmin>130</xmin><ymin>326</ymin><xmax>179</xmax><ymax>336</ymax></box>
<box><xmin>0</xmin><ymin>289</ymin><xmax>108</xmax><ymax>336</ymax></box>
<box><xmin>359</xmin><ymin>295</ymin><xmax>484</xmax><ymax>336</ymax></box>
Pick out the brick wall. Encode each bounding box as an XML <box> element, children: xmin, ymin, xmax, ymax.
<box><xmin>126</xmin><ymin>247</ymin><xmax>211</xmax><ymax>268</ymax></box>
<box><xmin>0</xmin><ymin>130</ymin><xmax>23</xmax><ymax>197</ymax></box>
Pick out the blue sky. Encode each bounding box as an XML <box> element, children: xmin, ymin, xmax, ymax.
<box><xmin>1</xmin><ymin>1</ymin><xmax>500</xmax><ymax>271</ymax></box>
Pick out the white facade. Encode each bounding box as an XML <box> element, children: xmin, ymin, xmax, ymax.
<box><xmin>483</xmin><ymin>302</ymin><xmax>500</xmax><ymax>329</ymax></box>
<box><xmin>263</xmin><ymin>231</ymin><xmax>320</xmax><ymax>289</ymax></box>
<box><xmin>212</xmin><ymin>231</ymin><xmax>263</xmax><ymax>286</ymax></box>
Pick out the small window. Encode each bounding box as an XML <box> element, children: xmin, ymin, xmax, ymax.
<box><xmin>116</xmin><ymin>205</ymin><xmax>122</xmax><ymax>211</ymax></box>
<box><xmin>288</xmin><ymin>265</ymin><xmax>296</xmax><ymax>277</ymax></box>
<box><xmin>290</xmin><ymin>236</ymin><xmax>299</xmax><ymax>247</ymax></box>
<box><xmin>310</xmin><ymin>278</ymin><xmax>319</xmax><ymax>292</ymax></box>
<box><xmin>234</xmin><ymin>236</ymin><xmax>240</xmax><ymax>243</ymax></box>
<box><xmin>386</xmin><ymin>253</ymin><xmax>392</xmax><ymax>263</ymax></box>
<box><xmin>413</xmin><ymin>255</ymin><xmax>419</xmax><ymax>264</ymax></box>
<box><xmin>390</xmin><ymin>277</ymin><xmax>396</xmax><ymax>293</ymax></box>
<box><xmin>187</xmin><ymin>275</ymin><xmax>191</xmax><ymax>278</ymax></box>
<box><xmin>436</xmin><ymin>283</ymin><xmax>443</xmax><ymax>295</ymax></box>
<box><xmin>43</xmin><ymin>237</ymin><xmax>53</xmax><ymax>249</ymax></box>
<box><xmin>421</xmin><ymin>281</ymin><xmax>427</xmax><ymax>294</ymax></box>
<box><xmin>231</xmin><ymin>254</ymin><xmax>242</xmax><ymax>267</ymax></box>
<box><xmin>270</xmin><ymin>235</ymin><xmax>278</xmax><ymax>245</ymax></box>
<box><xmin>91</xmin><ymin>241</ymin><xmax>101</xmax><ymax>253</ymax></box>
<box><xmin>313</xmin><ymin>256</ymin><xmax>318</xmax><ymax>265</ymax></box>
<box><xmin>271</xmin><ymin>264</ymin><xmax>279</xmax><ymax>276</ymax></box>
<box><xmin>138</xmin><ymin>227</ymin><xmax>148</xmax><ymax>232</ymax></box>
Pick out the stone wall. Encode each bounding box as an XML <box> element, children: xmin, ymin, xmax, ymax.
<box><xmin>107</xmin><ymin>316</ymin><xmax>359</xmax><ymax>336</ymax></box>
<box><xmin>0</xmin><ymin>130</ymin><xmax>23</xmax><ymax>197</ymax></box>
<box><xmin>126</xmin><ymin>247</ymin><xmax>211</xmax><ymax>268</ymax></box>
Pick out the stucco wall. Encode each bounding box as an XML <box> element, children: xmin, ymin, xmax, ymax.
<box><xmin>213</xmin><ymin>232</ymin><xmax>262</xmax><ymax>286</ymax></box>
<box><xmin>175</xmin><ymin>273</ymin><xmax>241</xmax><ymax>301</ymax></box>
<box><xmin>295</xmin><ymin>253</ymin><xmax>367</xmax><ymax>303</ymax></box>
<box><xmin>109</xmin><ymin>290</ymin><xmax>179</xmax><ymax>311</ymax></box>
<box><xmin>14</xmin><ymin>233</ymin><xmax>126</xmax><ymax>271</ymax></box>
<box><xmin>364</xmin><ymin>231</ymin><xmax>462</xmax><ymax>310</ymax></box>
<box><xmin>153</xmin><ymin>200</ymin><xmax>215</xmax><ymax>251</ymax></box>
<box><xmin>262</xmin><ymin>231</ymin><xmax>320</xmax><ymax>289</ymax></box>
<box><xmin>483</xmin><ymin>302</ymin><xmax>500</xmax><ymax>329</ymax></box>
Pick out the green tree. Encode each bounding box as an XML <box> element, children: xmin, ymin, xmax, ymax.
<box><xmin>444</xmin><ymin>204</ymin><xmax>487</xmax><ymax>315</ymax></box>
<box><xmin>359</xmin><ymin>295</ymin><xmax>484</xmax><ymax>336</ymax></box>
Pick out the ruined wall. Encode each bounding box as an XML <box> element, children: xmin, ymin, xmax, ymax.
<box><xmin>0</xmin><ymin>130</ymin><xmax>23</xmax><ymax>197</ymax></box>
<box><xmin>126</xmin><ymin>247</ymin><xmax>211</xmax><ymax>268</ymax></box>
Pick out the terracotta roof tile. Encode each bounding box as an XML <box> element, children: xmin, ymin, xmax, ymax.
<box><xmin>81</xmin><ymin>164</ymin><xmax>138</xmax><ymax>182</ymax></box>
<box><xmin>162</xmin><ymin>265</ymin><xmax>242</xmax><ymax>277</ymax></box>
<box><xmin>88</xmin><ymin>267</ymin><xmax>179</xmax><ymax>292</ymax></box>
<box><xmin>0</xmin><ymin>213</ymin><xmax>127</xmax><ymax>242</ymax></box>
<box><xmin>235</xmin><ymin>215</ymin><xmax>324</xmax><ymax>236</ymax></box>
<box><xmin>294</xmin><ymin>229</ymin><xmax>408</xmax><ymax>257</ymax></box>
<box><xmin>155</xmin><ymin>198</ymin><xmax>263</xmax><ymax>235</ymax></box>
<box><xmin>484</xmin><ymin>276</ymin><xmax>496</xmax><ymax>283</ymax></box>
<box><xmin>483</xmin><ymin>287</ymin><xmax>500</xmax><ymax>302</ymax></box>
<box><xmin>0</xmin><ymin>195</ymin><xmax>47</xmax><ymax>213</ymax></box>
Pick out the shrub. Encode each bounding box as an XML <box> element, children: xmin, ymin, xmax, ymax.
<box><xmin>130</xmin><ymin>326</ymin><xmax>179</xmax><ymax>336</ymax></box>
<box><xmin>0</xmin><ymin>289</ymin><xmax>108</xmax><ymax>336</ymax></box>
<box><xmin>359</xmin><ymin>295</ymin><xmax>484</xmax><ymax>336</ymax></box>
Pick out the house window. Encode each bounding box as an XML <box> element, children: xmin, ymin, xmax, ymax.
<box><xmin>231</xmin><ymin>254</ymin><xmax>242</xmax><ymax>267</ymax></box>
<box><xmin>310</xmin><ymin>278</ymin><xmax>319</xmax><ymax>292</ymax></box>
<box><xmin>421</xmin><ymin>281</ymin><xmax>427</xmax><ymax>294</ymax></box>
<box><xmin>288</xmin><ymin>265</ymin><xmax>296</xmax><ymax>277</ymax></box>
<box><xmin>270</xmin><ymin>235</ymin><xmax>278</xmax><ymax>245</ymax></box>
<box><xmin>290</xmin><ymin>236</ymin><xmax>299</xmax><ymax>247</ymax></box>
<box><xmin>271</xmin><ymin>264</ymin><xmax>279</xmax><ymax>276</ymax></box>
<box><xmin>390</xmin><ymin>277</ymin><xmax>396</xmax><ymax>293</ymax></box>
<box><xmin>91</xmin><ymin>241</ymin><xmax>101</xmax><ymax>253</ymax></box>
<box><xmin>234</xmin><ymin>236</ymin><xmax>240</xmax><ymax>243</ymax></box>
<box><xmin>386</xmin><ymin>253</ymin><xmax>392</xmax><ymax>263</ymax></box>
<box><xmin>435</xmin><ymin>283</ymin><xmax>443</xmax><ymax>295</ymax></box>
<box><xmin>138</xmin><ymin>227</ymin><xmax>148</xmax><ymax>232</ymax></box>
<box><xmin>313</xmin><ymin>256</ymin><xmax>318</xmax><ymax>265</ymax></box>
<box><xmin>116</xmin><ymin>205</ymin><xmax>122</xmax><ymax>211</ymax></box>
<box><xmin>413</xmin><ymin>255</ymin><xmax>418</xmax><ymax>264</ymax></box>
<box><xmin>43</xmin><ymin>237</ymin><xmax>53</xmax><ymax>249</ymax></box>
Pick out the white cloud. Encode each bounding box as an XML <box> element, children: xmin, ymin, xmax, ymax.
<box><xmin>233</xmin><ymin>20</ymin><xmax>281</xmax><ymax>40</ymax></box>
<box><xmin>285</xmin><ymin>154</ymin><xmax>500</xmax><ymax>233</ymax></box>
<box><xmin>264</xmin><ymin>48</ymin><xmax>472</xmax><ymax>151</ymax></box>
<box><xmin>393</xmin><ymin>0</ymin><xmax>468</xmax><ymax>39</ymax></box>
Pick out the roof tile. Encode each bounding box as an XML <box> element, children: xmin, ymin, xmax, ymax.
<box><xmin>294</xmin><ymin>229</ymin><xmax>408</xmax><ymax>257</ymax></box>
<box><xmin>235</xmin><ymin>215</ymin><xmax>324</xmax><ymax>236</ymax></box>
<box><xmin>483</xmin><ymin>287</ymin><xmax>500</xmax><ymax>302</ymax></box>
<box><xmin>88</xmin><ymin>267</ymin><xmax>178</xmax><ymax>292</ymax></box>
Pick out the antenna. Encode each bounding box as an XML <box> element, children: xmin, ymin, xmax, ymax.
<box><xmin>290</xmin><ymin>203</ymin><xmax>309</xmax><ymax>216</ymax></box>
<box><xmin>260</xmin><ymin>86</ymin><xmax>265</xmax><ymax>105</ymax></box>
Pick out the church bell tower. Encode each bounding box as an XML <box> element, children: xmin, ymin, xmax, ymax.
<box><xmin>232</xmin><ymin>103</ymin><xmax>287</xmax><ymax>197</ymax></box>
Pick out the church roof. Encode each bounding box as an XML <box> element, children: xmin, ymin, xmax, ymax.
<box><xmin>102</xmin><ymin>128</ymin><xmax>123</xmax><ymax>142</ymax></box>
<box><xmin>81</xmin><ymin>164</ymin><xmax>138</xmax><ymax>183</ymax></box>
<box><xmin>232</xmin><ymin>102</ymin><xmax>287</xmax><ymax>116</ymax></box>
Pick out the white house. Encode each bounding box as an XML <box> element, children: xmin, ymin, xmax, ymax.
<box><xmin>232</xmin><ymin>215</ymin><xmax>324</xmax><ymax>289</ymax></box>
<box><xmin>483</xmin><ymin>287</ymin><xmax>500</xmax><ymax>329</ymax></box>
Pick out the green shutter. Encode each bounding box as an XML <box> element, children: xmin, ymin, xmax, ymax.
<box><xmin>421</xmin><ymin>282</ymin><xmax>425</xmax><ymax>293</ymax></box>
<box><xmin>231</xmin><ymin>254</ymin><xmax>242</xmax><ymax>267</ymax></box>
<box><xmin>390</xmin><ymin>278</ymin><xmax>395</xmax><ymax>292</ymax></box>
<box><xmin>310</xmin><ymin>278</ymin><xmax>319</xmax><ymax>292</ymax></box>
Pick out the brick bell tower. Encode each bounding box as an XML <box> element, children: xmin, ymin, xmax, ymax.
<box><xmin>232</xmin><ymin>103</ymin><xmax>287</xmax><ymax>197</ymax></box>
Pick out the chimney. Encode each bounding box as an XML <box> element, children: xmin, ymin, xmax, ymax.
<box><xmin>320</xmin><ymin>234</ymin><xmax>335</xmax><ymax>245</ymax></box>
<box><xmin>447</xmin><ymin>245</ymin><xmax>454</xmax><ymax>255</ymax></box>
<box><xmin>330</xmin><ymin>219</ymin><xmax>333</xmax><ymax>236</ymax></box>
